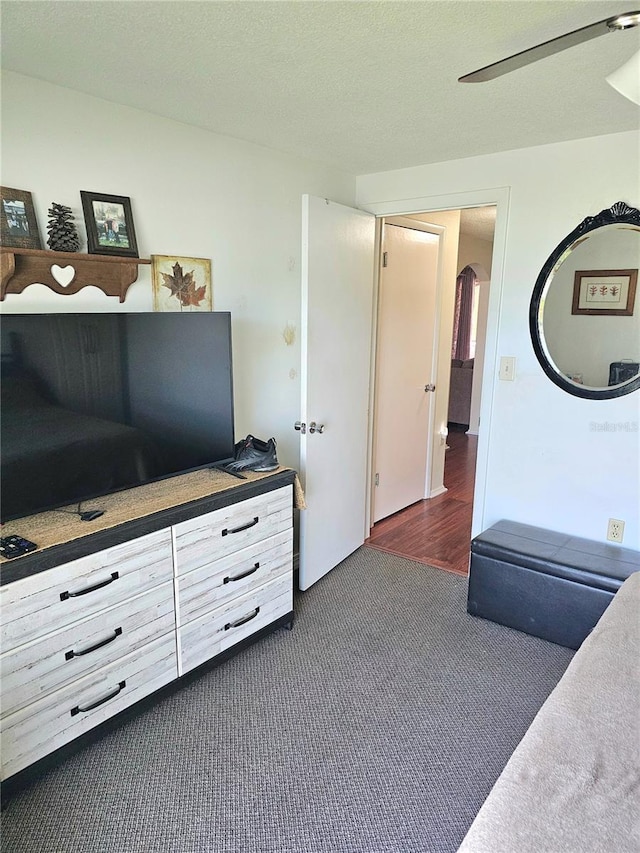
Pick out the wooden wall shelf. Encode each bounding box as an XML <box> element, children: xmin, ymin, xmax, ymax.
<box><xmin>0</xmin><ymin>248</ymin><xmax>151</xmax><ymax>302</ymax></box>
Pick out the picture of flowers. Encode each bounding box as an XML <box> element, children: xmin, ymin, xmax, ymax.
<box><xmin>572</xmin><ymin>269</ymin><xmax>637</xmax><ymax>316</ymax></box>
<box><xmin>152</xmin><ymin>255</ymin><xmax>213</xmax><ymax>312</ymax></box>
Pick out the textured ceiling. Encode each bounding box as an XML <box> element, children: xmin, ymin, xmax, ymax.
<box><xmin>1</xmin><ymin>1</ymin><xmax>638</xmax><ymax>174</ymax></box>
<box><xmin>460</xmin><ymin>207</ymin><xmax>497</xmax><ymax>242</ymax></box>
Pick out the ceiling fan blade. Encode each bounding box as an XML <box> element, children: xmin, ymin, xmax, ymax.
<box><xmin>459</xmin><ymin>12</ymin><xmax>639</xmax><ymax>83</ymax></box>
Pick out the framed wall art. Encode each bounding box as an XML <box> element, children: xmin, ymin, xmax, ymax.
<box><xmin>1</xmin><ymin>186</ymin><xmax>42</xmax><ymax>250</ymax></box>
<box><xmin>572</xmin><ymin>269</ymin><xmax>637</xmax><ymax>316</ymax></box>
<box><xmin>80</xmin><ymin>191</ymin><xmax>139</xmax><ymax>257</ymax></box>
<box><xmin>152</xmin><ymin>255</ymin><xmax>213</xmax><ymax>312</ymax></box>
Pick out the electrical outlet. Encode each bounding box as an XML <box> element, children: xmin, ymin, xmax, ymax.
<box><xmin>607</xmin><ymin>518</ymin><xmax>625</xmax><ymax>543</ymax></box>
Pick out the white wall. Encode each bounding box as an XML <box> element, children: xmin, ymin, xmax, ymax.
<box><xmin>357</xmin><ymin>130</ymin><xmax>640</xmax><ymax>549</ymax></box>
<box><xmin>457</xmin><ymin>232</ymin><xmax>493</xmax><ymax>278</ymax></box>
<box><xmin>4</xmin><ymin>73</ymin><xmax>639</xmax><ymax>551</ymax></box>
<box><xmin>0</xmin><ymin>71</ymin><xmax>356</xmax><ymax>470</ymax></box>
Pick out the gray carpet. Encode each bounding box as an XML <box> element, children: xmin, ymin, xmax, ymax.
<box><xmin>1</xmin><ymin>547</ymin><xmax>574</xmax><ymax>853</ymax></box>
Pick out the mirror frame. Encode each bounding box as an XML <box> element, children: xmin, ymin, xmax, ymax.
<box><xmin>530</xmin><ymin>201</ymin><xmax>640</xmax><ymax>400</ymax></box>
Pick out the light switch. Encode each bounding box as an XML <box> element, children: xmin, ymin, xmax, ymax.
<box><xmin>499</xmin><ymin>356</ymin><xmax>516</xmax><ymax>381</ymax></box>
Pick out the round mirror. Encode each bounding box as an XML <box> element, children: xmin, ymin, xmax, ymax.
<box><xmin>530</xmin><ymin>201</ymin><xmax>640</xmax><ymax>399</ymax></box>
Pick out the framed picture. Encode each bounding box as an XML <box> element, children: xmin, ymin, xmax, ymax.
<box><xmin>572</xmin><ymin>269</ymin><xmax>637</xmax><ymax>316</ymax></box>
<box><xmin>1</xmin><ymin>186</ymin><xmax>42</xmax><ymax>250</ymax></box>
<box><xmin>80</xmin><ymin>191</ymin><xmax>139</xmax><ymax>257</ymax></box>
<box><xmin>152</xmin><ymin>255</ymin><xmax>213</xmax><ymax>312</ymax></box>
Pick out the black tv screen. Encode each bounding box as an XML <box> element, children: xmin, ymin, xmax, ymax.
<box><xmin>1</xmin><ymin>312</ymin><xmax>235</xmax><ymax>521</ymax></box>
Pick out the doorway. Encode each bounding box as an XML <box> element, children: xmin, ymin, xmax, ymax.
<box><xmin>366</xmin><ymin>427</ymin><xmax>477</xmax><ymax>575</ymax></box>
<box><xmin>367</xmin><ymin>205</ymin><xmax>496</xmax><ymax>575</ymax></box>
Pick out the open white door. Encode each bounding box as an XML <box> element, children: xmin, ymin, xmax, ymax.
<box><xmin>298</xmin><ymin>195</ymin><xmax>376</xmax><ymax>591</ymax></box>
<box><xmin>372</xmin><ymin>223</ymin><xmax>440</xmax><ymax>522</ymax></box>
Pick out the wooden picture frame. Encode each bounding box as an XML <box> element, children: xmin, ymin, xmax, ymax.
<box><xmin>80</xmin><ymin>191</ymin><xmax>139</xmax><ymax>257</ymax></box>
<box><xmin>571</xmin><ymin>269</ymin><xmax>637</xmax><ymax>316</ymax></box>
<box><xmin>152</xmin><ymin>255</ymin><xmax>213</xmax><ymax>311</ymax></box>
<box><xmin>1</xmin><ymin>187</ymin><xmax>42</xmax><ymax>250</ymax></box>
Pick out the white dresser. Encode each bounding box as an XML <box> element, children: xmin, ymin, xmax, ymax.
<box><xmin>174</xmin><ymin>485</ymin><xmax>293</xmax><ymax>674</ymax></box>
<box><xmin>0</xmin><ymin>473</ymin><xmax>295</xmax><ymax>788</ymax></box>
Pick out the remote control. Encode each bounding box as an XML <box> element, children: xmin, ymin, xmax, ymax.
<box><xmin>0</xmin><ymin>535</ymin><xmax>38</xmax><ymax>559</ymax></box>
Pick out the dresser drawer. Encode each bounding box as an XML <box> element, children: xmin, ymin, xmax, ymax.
<box><xmin>173</xmin><ymin>485</ymin><xmax>292</xmax><ymax>574</ymax></box>
<box><xmin>1</xmin><ymin>581</ymin><xmax>175</xmax><ymax>717</ymax></box>
<box><xmin>177</xmin><ymin>573</ymin><xmax>292</xmax><ymax>675</ymax></box>
<box><xmin>1</xmin><ymin>632</ymin><xmax>177</xmax><ymax>781</ymax></box>
<box><xmin>1</xmin><ymin>529</ymin><xmax>174</xmax><ymax>653</ymax></box>
<box><xmin>175</xmin><ymin>529</ymin><xmax>292</xmax><ymax>627</ymax></box>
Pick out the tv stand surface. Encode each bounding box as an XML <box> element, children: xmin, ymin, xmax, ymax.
<box><xmin>0</xmin><ymin>466</ymin><xmax>299</xmax><ymax>583</ymax></box>
<box><xmin>0</xmin><ymin>468</ymin><xmax>297</xmax><ymax>794</ymax></box>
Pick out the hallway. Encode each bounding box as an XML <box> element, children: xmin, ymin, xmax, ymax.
<box><xmin>365</xmin><ymin>428</ymin><xmax>477</xmax><ymax>576</ymax></box>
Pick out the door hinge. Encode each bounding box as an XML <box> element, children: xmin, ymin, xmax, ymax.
<box><xmin>375</xmin><ymin>473</ymin><xmax>380</xmax><ymax>486</ymax></box>
<box><xmin>382</xmin><ymin>252</ymin><xmax>388</xmax><ymax>268</ymax></box>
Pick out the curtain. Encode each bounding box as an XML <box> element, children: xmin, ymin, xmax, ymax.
<box><xmin>451</xmin><ymin>266</ymin><xmax>476</xmax><ymax>361</ymax></box>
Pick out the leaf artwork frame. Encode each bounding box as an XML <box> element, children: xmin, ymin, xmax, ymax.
<box><xmin>80</xmin><ymin>190</ymin><xmax>139</xmax><ymax>257</ymax></box>
<box><xmin>571</xmin><ymin>269</ymin><xmax>637</xmax><ymax>316</ymax></box>
<box><xmin>1</xmin><ymin>186</ymin><xmax>42</xmax><ymax>250</ymax></box>
<box><xmin>152</xmin><ymin>255</ymin><xmax>213</xmax><ymax>312</ymax></box>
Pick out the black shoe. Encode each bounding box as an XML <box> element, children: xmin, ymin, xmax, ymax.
<box><xmin>229</xmin><ymin>435</ymin><xmax>279</xmax><ymax>472</ymax></box>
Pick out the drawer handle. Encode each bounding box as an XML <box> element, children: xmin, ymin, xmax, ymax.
<box><xmin>60</xmin><ymin>572</ymin><xmax>119</xmax><ymax>601</ymax></box>
<box><xmin>65</xmin><ymin>627</ymin><xmax>123</xmax><ymax>660</ymax></box>
<box><xmin>225</xmin><ymin>607</ymin><xmax>260</xmax><ymax>631</ymax></box>
<box><xmin>224</xmin><ymin>562</ymin><xmax>260</xmax><ymax>584</ymax></box>
<box><xmin>70</xmin><ymin>680</ymin><xmax>126</xmax><ymax>716</ymax></box>
<box><xmin>222</xmin><ymin>517</ymin><xmax>259</xmax><ymax>536</ymax></box>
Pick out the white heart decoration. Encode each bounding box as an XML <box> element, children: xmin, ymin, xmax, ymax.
<box><xmin>51</xmin><ymin>264</ymin><xmax>76</xmax><ymax>288</ymax></box>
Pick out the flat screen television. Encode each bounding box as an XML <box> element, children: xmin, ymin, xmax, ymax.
<box><xmin>0</xmin><ymin>312</ymin><xmax>236</xmax><ymax>522</ymax></box>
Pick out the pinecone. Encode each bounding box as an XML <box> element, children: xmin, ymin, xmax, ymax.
<box><xmin>47</xmin><ymin>203</ymin><xmax>80</xmax><ymax>252</ymax></box>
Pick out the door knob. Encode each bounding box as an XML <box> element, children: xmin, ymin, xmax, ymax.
<box><xmin>308</xmin><ymin>421</ymin><xmax>325</xmax><ymax>434</ymax></box>
<box><xmin>294</xmin><ymin>421</ymin><xmax>306</xmax><ymax>434</ymax></box>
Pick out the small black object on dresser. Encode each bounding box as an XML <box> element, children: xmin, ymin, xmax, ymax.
<box><xmin>467</xmin><ymin>520</ymin><xmax>640</xmax><ymax>650</ymax></box>
<box><xmin>0</xmin><ymin>536</ymin><xmax>37</xmax><ymax>559</ymax></box>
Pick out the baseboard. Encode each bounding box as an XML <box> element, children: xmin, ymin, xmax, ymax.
<box><xmin>429</xmin><ymin>485</ymin><xmax>448</xmax><ymax>499</ymax></box>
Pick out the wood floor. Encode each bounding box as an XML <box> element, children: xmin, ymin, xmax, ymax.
<box><xmin>366</xmin><ymin>427</ymin><xmax>477</xmax><ymax>576</ymax></box>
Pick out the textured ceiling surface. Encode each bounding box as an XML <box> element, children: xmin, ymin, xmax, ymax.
<box><xmin>459</xmin><ymin>207</ymin><xmax>497</xmax><ymax>242</ymax></box>
<box><xmin>1</xmin><ymin>1</ymin><xmax>638</xmax><ymax>174</ymax></box>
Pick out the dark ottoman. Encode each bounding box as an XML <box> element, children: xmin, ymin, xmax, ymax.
<box><xmin>467</xmin><ymin>520</ymin><xmax>640</xmax><ymax>649</ymax></box>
